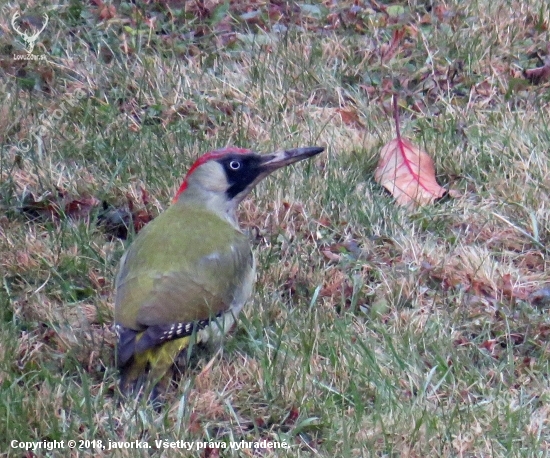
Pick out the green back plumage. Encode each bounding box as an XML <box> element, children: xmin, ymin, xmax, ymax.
<box><xmin>115</xmin><ymin>201</ymin><xmax>252</xmax><ymax>330</ymax></box>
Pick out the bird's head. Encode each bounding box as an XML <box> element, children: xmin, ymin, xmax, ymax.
<box><xmin>173</xmin><ymin>146</ymin><xmax>324</xmax><ymax>221</ymax></box>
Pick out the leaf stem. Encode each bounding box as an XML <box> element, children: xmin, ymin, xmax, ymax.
<box><xmin>393</xmin><ymin>94</ymin><xmax>401</xmax><ymax>140</ymax></box>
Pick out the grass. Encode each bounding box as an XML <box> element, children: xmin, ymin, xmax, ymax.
<box><xmin>1</xmin><ymin>0</ymin><xmax>549</xmax><ymax>456</ymax></box>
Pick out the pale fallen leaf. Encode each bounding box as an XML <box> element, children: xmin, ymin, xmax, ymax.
<box><xmin>375</xmin><ymin>137</ymin><xmax>446</xmax><ymax>207</ymax></box>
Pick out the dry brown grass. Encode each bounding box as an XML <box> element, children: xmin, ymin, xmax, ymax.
<box><xmin>1</xmin><ymin>0</ymin><xmax>549</xmax><ymax>456</ymax></box>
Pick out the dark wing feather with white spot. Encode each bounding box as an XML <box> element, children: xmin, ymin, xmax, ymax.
<box><xmin>116</xmin><ymin>315</ymin><xmax>222</xmax><ymax>368</ymax></box>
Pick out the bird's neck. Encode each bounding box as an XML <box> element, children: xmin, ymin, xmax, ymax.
<box><xmin>174</xmin><ymin>188</ymin><xmax>240</xmax><ymax>229</ymax></box>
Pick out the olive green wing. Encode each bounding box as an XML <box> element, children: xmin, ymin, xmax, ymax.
<box><xmin>115</xmin><ymin>205</ymin><xmax>253</xmax><ymax>329</ymax></box>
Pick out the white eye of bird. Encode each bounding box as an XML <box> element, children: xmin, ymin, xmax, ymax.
<box><xmin>229</xmin><ymin>160</ymin><xmax>241</xmax><ymax>170</ymax></box>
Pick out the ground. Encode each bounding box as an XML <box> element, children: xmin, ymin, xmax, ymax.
<box><xmin>0</xmin><ymin>1</ymin><xmax>549</xmax><ymax>456</ymax></box>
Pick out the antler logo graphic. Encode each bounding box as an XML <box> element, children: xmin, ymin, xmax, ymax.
<box><xmin>11</xmin><ymin>12</ymin><xmax>48</xmax><ymax>54</ymax></box>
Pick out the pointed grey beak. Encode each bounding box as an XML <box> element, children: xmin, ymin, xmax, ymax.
<box><xmin>227</xmin><ymin>146</ymin><xmax>325</xmax><ymax>204</ymax></box>
<box><xmin>259</xmin><ymin>146</ymin><xmax>325</xmax><ymax>171</ymax></box>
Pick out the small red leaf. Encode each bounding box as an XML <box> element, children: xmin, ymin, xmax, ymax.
<box><xmin>336</xmin><ymin>107</ymin><xmax>364</xmax><ymax>128</ymax></box>
<box><xmin>284</xmin><ymin>407</ymin><xmax>300</xmax><ymax>426</ymax></box>
<box><xmin>480</xmin><ymin>339</ymin><xmax>497</xmax><ymax>353</ymax></box>
<box><xmin>98</xmin><ymin>4</ymin><xmax>116</xmax><ymax>21</ymax></box>
<box><xmin>380</xmin><ymin>28</ymin><xmax>405</xmax><ymax>63</ymax></box>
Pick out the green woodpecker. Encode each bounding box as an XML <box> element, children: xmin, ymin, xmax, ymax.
<box><xmin>115</xmin><ymin>146</ymin><xmax>324</xmax><ymax>395</ymax></box>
